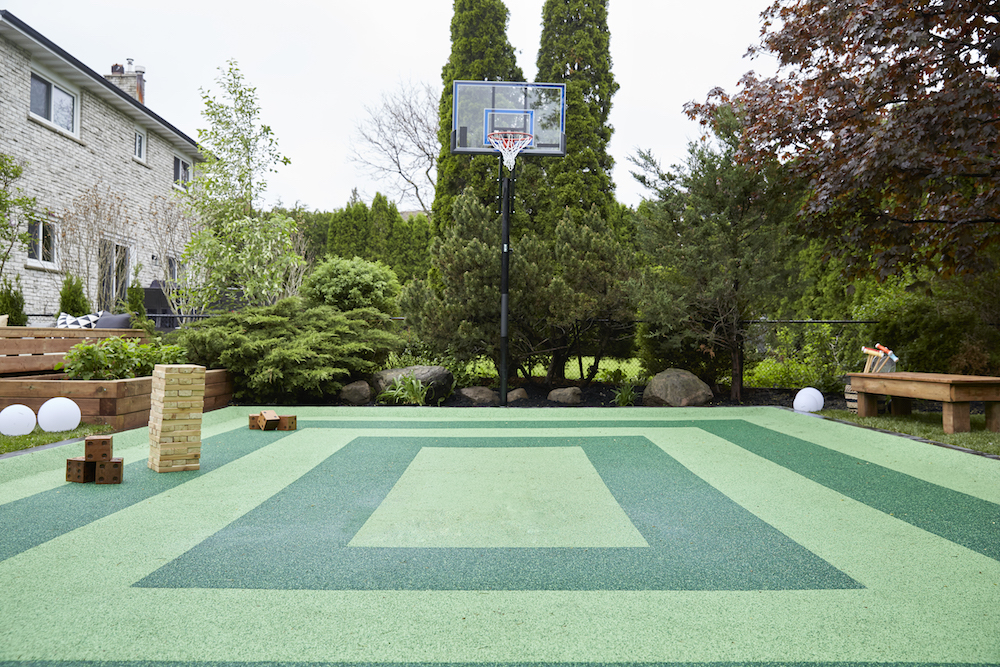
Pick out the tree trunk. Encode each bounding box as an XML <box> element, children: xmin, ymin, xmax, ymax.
<box><xmin>730</xmin><ymin>334</ymin><xmax>744</xmax><ymax>402</ymax></box>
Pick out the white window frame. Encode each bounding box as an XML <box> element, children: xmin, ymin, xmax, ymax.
<box><xmin>29</xmin><ymin>65</ymin><xmax>80</xmax><ymax>137</ymax></box>
<box><xmin>98</xmin><ymin>237</ymin><xmax>132</xmax><ymax>311</ymax></box>
<box><xmin>25</xmin><ymin>214</ymin><xmax>59</xmax><ymax>271</ymax></box>
<box><xmin>134</xmin><ymin>127</ymin><xmax>147</xmax><ymax>162</ymax></box>
<box><xmin>173</xmin><ymin>155</ymin><xmax>191</xmax><ymax>190</ymax></box>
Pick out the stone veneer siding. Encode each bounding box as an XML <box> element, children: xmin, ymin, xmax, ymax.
<box><xmin>0</xmin><ymin>33</ymin><xmax>197</xmax><ymax>324</ymax></box>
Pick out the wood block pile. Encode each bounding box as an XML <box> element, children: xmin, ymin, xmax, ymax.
<box><xmin>148</xmin><ymin>364</ymin><xmax>206</xmax><ymax>473</ymax></box>
<box><xmin>248</xmin><ymin>410</ymin><xmax>297</xmax><ymax>431</ymax></box>
<box><xmin>66</xmin><ymin>435</ymin><xmax>123</xmax><ymax>484</ymax></box>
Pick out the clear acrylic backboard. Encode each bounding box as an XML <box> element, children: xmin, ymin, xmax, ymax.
<box><xmin>451</xmin><ymin>80</ymin><xmax>566</xmax><ymax>158</ymax></box>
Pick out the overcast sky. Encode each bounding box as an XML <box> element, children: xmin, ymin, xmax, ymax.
<box><xmin>3</xmin><ymin>0</ymin><xmax>777</xmax><ymax>212</ymax></box>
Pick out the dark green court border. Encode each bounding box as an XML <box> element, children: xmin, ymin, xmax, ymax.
<box><xmin>292</xmin><ymin>419</ymin><xmax>1000</xmax><ymax>563</ymax></box>
<box><xmin>134</xmin><ymin>434</ymin><xmax>860</xmax><ymax>591</ymax></box>
<box><xmin>0</xmin><ymin>429</ymin><xmax>295</xmax><ymax>563</ymax></box>
<box><xmin>0</xmin><ymin>659</ymin><xmax>994</xmax><ymax>666</ymax></box>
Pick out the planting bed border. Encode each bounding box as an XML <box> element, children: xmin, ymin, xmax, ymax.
<box><xmin>0</xmin><ymin>370</ymin><xmax>232</xmax><ymax>431</ymax></box>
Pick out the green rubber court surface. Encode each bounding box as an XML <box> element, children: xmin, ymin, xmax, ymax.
<box><xmin>1</xmin><ymin>405</ymin><xmax>998</xmax><ymax>666</ymax></box>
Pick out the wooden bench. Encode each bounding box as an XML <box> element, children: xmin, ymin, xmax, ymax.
<box><xmin>0</xmin><ymin>326</ymin><xmax>146</xmax><ymax>376</ymax></box>
<box><xmin>846</xmin><ymin>372</ymin><xmax>1000</xmax><ymax>434</ymax></box>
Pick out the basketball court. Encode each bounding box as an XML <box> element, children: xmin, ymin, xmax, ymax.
<box><xmin>1</xmin><ymin>404</ymin><xmax>997</xmax><ymax>666</ymax></box>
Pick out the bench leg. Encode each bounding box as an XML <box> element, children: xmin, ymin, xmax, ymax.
<box><xmin>942</xmin><ymin>402</ymin><xmax>971</xmax><ymax>434</ymax></box>
<box><xmin>986</xmin><ymin>402</ymin><xmax>1000</xmax><ymax>432</ymax></box>
<box><xmin>890</xmin><ymin>396</ymin><xmax>911</xmax><ymax>417</ymax></box>
<box><xmin>857</xmin><ymin>392</ymin><xmax>879</xmax><ymax>418</ymax></box>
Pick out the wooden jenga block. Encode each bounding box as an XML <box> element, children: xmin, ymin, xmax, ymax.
<box><xmin>257</xmin><ymin>410</ymin><xmax>279</xmax><ymax>431</ymax></box>
<box><xmin>277</xmin><ymin>415</ymin><xmax>297</xmax><ymax>431</ymax></box>
<box><xmin>66</xmin><ymin>457</ymin><xmax>96</xmax><ymax>483</ymax></box>
<box><xmin>84</xmin><ymin>435</ymin><xmax>113</xmax><ymax>461</ymax></box>
<box><xmin>95</xmin><ymin>458</ymin><xmax>123</xmax><ymax>484</ymax></box>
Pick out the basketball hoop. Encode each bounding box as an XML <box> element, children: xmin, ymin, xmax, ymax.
<box><xmin>487</xmin><ymin>131</ymin><xmax>533</xmax><ymax>171</ymax></box>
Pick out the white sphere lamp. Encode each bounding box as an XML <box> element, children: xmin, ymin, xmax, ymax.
<box><xmin>0</xmin><ymin>404</ymin><xmax>37</xmax><ymax>436</ymax></box>
<box><xmin>37</xmin><ymin>397</ymin><xmax>82</xmax><ymax>433</ymax></box>
<box><xmin>793</xmin><ymin>387</ymin><xmax>825</xmax><ymax>413</ymax></box>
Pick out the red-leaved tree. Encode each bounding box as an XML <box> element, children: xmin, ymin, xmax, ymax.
<box><xmin>687</xmin><ymin>0</ymin><xmax>1000</xmax><ymax>278</ymax></box>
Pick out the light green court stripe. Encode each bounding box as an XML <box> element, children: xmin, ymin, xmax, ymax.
<box><xmin>0</xmin><ymin>414</ymin><xmax>250</xmax><ymax>506</ymax></box>
<box><xmin>742</xmin><ymin>411</ymin><xmax>1000</xmax><ymax>503</ymax></box>
<box><xmin>1</xmin><ymin>424</ymin><xmax>998</xmax><ymax>664</ymax></box>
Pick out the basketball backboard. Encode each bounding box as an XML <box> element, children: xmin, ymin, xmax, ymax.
<box><xmin>451</xmin><ymin>80</ymin><xmax>566</xmax><ymax>157</ymax></box>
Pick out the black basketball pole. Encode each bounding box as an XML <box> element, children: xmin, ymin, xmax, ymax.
<box><xmin>498</xmin><ymin>158</ymin><xmax>512</xmax><ymax>406</ymax></box>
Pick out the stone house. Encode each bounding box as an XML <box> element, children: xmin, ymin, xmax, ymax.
<box><xmin>0</xmin><ymin>10</ymin><xmax>200</xmax><ymax>324</ymax></box>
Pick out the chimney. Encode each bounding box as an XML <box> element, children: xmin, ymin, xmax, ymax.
<box><xmin>104</xmin><ymin>59</ymin><xmax>145</xmax><ymax>105</ymax></box>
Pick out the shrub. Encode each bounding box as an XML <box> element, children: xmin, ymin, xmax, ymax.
<box><xmin>300</xmin><ymin>255</ymin><xmax>401</xmax><ymax>314</ymax></box>
<box><xmin>170</xmin><ymin>296</ymin><xmax>403</xmax><ymax>404</ymax></box>
<box><xmin>58</xmin><ymin>337</ymin><xmax>185</xmax><ymax>380</ymax></box>
<box><xmin>744</xmin><ymin>325</ymin><xmax>843</xmax><ymax>392</ymax></box>
<box><xmin>58</xmin><ymin>275</ymin><xmax>92</xmax><ymax>317</ymax></box>
<box><xmin>0</xmin><ymin>275</ymin><xmax>27</xmax><ymax>326</ymax></box>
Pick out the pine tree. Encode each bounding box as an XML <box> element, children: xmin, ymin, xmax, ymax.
<box><xmin>533</xmin><ymin>0</ymin><xmax>619</xmax><ymax>235</ymax></box>
<box><xmin>432</xmin><ymin>0</ymin><xmax>524</xmax><ymax>233</ymax></box>
<box><xmin>326</xmin><ymin>199</ymin><xmax>370</xmax><ymax>259</ymax></box>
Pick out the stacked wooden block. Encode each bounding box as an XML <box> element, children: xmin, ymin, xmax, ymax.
<box><xmin>66</xmin><ymin>435</ymin><xmax>123</xmax><ymax>484</ymax></box>
<box><xmin>248</xmin><ymin>410</ymin><xmax>297</xmax><ymax>431</ymax></box>
<box><xmin>148</xmin><ymin>364</ymin><xmax>206</xmax><ymax>473</ymax></box>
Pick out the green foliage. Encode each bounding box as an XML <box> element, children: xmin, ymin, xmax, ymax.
<box><xmin>58</xmin><ymin>275</ymin><xmax>91</xmax><ymax>317</ymax></box>
<box><xmin>189</xmin><ymin>59</ymin><xmax>290</xmax><ymax>222</ymax></box>
<box><xmin>0</xmin><ymin>275</ymin><xmax>27</xmax><ymax>326</ymax></box>
<box><xmin>170</xmin><ymin>297</ymin><xmax>403</xmax><ymax>404</ymax></box>
<box><xmin>326</xmin><ymin>194</ymin><xmax>432</xmax><ymax>283</ymax></box>
<box><xmin>124</xmin><ymin>264</ymin><xmax>155</xmax><ymax>336</ymax></box>
<box><xmin>0</xmin><ymin>154</ymin><xmax>38</xmax><ymax>276</ymax></box>
<box><xmin>612</xmin><ymin>383</ymin><xmax>637</xmax><ymax>407</ymax></box>
<box><xmin>58</xmin><ymin>337</ymin><xmax>185</xmax><ymax>380</ymax></box>
<box><xmin>432</xmin><ymin>0</ymin><xmax>524</xmax><ymax>231</ymax></box>
<box><xmin>533</xmin><ymin>0</ymin><xmax>619</xmax><ymax>234</ymax></box>
<box><xmin>377</xmin><ymin>374</ymin><xmax>430</xmax><ymax>406</ymax></box>
<box><xmin>300</xmin><ymin>255</ymin><xmax>401</xmax><ymax>315</ymax></box>
<box><xmin>744</xmin><ymin>326</ymin><xmax>844</xmax><ymax>393</ymax></box>
<box><xmin>630</xmin><ymin>107</ymin><xmax>802</xmax><ymax>399</ymax></box>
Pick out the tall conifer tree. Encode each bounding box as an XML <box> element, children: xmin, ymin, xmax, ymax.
<box><xmin>432</xmin><ymin>0</ymin><xmax>524</xmax><ymax>233</ymax></box>
<box><xmin>534</xmin><ymin>0</ymin><xmax>618</xmax><ymax>234</ymax></box>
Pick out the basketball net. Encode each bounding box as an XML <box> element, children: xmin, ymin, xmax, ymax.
<box><xmin>487</xmin><ymin>131</ymin><xmax>533</xmax><ymax>172</ymax></box>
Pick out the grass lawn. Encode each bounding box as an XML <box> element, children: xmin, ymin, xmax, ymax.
<box><xmin>821</xmin><ymin>409</ymin><xmax>1000</xmax><ymax>457</ymax></box>
<box><xmin>0</xmin><ymin>423</ymin><xmax>115</xmax><ymax>457</ymax></box>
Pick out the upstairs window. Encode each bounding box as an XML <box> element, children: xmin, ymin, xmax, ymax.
<box><xmin>30</xmin><ymin>72</ymin><xmax>76</xmax><ymax>134</ymax></box>
<box><xmin>134</xmin><ymin>128</ymin><xmax>147</xmax><ymax>161</ymax></box>
<box><xmin>173</xmin><ymin>156</ymin><xmax>190</xmax><ymax>189</ymax></box>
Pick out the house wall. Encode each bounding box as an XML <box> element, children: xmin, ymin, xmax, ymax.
<box><xmin>0</xmin><ymin>33</ymin><xmax>197</xmax><ymax>325</ymax></box>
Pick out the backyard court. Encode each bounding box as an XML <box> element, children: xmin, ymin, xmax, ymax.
<box><xmin>1</xmin><ymin>405</ymin><xmax>998</xmax><ymax>666</ymax></box>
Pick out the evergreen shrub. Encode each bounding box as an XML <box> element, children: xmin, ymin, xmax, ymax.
<box><xmin>170</xmin><ymin>296</ymin><xmax>403</xmax><ymax>404</ymax></box>
<box><xmin>0</xmin><ymin>276</ymin><xmax>27</xmax><ymax>326</ymax></box>
<box><xmin>300</xmin><ymin>255</ymin><xmax>401</xmax><ymax>315</ymax></box>
<box><xmin>744</xmin><ymin>325</ymin><xmax>845</xmax><ymax>393</ymax></box>
<box><xmin>58</xmin><ymin>275</ymin><xmax>91</xmax><ymax>317</ymax></box>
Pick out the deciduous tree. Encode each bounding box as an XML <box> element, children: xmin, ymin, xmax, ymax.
<box><xmin>688</xmin><ymin>0</ymin><xmax>1000</xmax><ymax>277</ymax></box>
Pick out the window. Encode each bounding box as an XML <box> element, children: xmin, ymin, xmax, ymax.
<box><xmin>134</xmin><ymin>128</ymin><xmax>146</xmax><ymax>161</ymax></box>
<box><xmin>30</xmin><ymin>72</ymin><xmax>76</xmax><ymax>133</ymax></box>
<box><xmin>173</xmin><ymin>156</ymin><xmax>190</xmax><ymax>189</ymax></box>
<box><xmin>98</xmin><ymin>239</ymin><xmax>130</xmax><ymax>311</ymax></box>
<box><xmin>26</xmin><ymin>217</ymin><xmax>57</xmax><ymax>269</ymax></box>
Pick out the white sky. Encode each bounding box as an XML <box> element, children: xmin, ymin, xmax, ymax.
<box><xmin>2</xmin><ymin>0</ymin><xmax>777</xmax><ymax>212</ymax></box>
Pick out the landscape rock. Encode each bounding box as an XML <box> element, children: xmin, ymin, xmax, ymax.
<box><xmin>547</xmin><ymin>387</ymin><xmax>582</xmax><ymax>405</ymax></box>
<box><xmin>460</xmin><ymin>386</ymin><xmax>499</xmax><ymax>405</ymax></box>
<box><xmin>339</xmin><ymin>380</ymin><xmax>371</xmax><ymax>405</ymax></box>
<box><xmin>642</xmin><ymin>368</ymin><xmax>714</xmax><ymax>407</ymax></box>
<box><xmin>507</xmin><ymin>388</ymin><xmax>529</xmax><ymax>403</ymax></box>
<box><xmin>371</xmin><ymin>365</ymin><xmax>455</xmax><ymax>403</ymax></box>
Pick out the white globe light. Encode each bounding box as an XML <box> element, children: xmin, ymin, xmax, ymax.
<box><xmin>0</xmin><ymin>404</ymin><xmax>37</xmax><ymax>436</ymax></box>
<box><xmin>793</xmin><ymin>387</ymin><xmax>825</xmax><ymax>413</ymax></box>
<box><xmin>37</xmin><ymin>397</ymin><xmax>82</xmax><ymax>433</ymax></box>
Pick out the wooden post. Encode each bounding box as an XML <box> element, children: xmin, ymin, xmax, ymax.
<box><xmin>942</xmin><ymin>402</ymin><xmax>971</xmax><ymax>434</ymax></box>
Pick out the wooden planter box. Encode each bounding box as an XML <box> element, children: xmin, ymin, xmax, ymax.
<box><xmin>0</xmin><ymin>369</ymin><xmax>232</xmax><ymax>432</ymax></box>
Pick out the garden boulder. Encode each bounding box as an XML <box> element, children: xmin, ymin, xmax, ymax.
<box><xmin>339</xmin><ymin>380</ymin><xmax>371</xmax><ymax>405</ymax></box>
<box><xmin>548</xmin><ymin>387</ymin><xmax>582</xmax><ymax>405</ymax></box>
<box><xmin>460</xmin><ymin>386</ymin><xmax>499</xmax><ymax>405</ymax></box>
<box><xmin>372</xmin><ymin>365</ymin><xmax>455</xmax><ymax>403</ymax></box>
<box><xmin>643</xmin><ymin>368</ymin><xmax>714</xmax><ymax>407</ymax></box>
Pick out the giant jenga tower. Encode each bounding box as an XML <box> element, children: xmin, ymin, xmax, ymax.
<box><xmin>148</xmin><ymin>364</ymin><xmax>206</xmax><ymax>472</ymax></box>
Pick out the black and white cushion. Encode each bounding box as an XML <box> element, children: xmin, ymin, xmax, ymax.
<box><xmin>56</xmin><ymin>311</ymin><xmax>105</xmax><ymax>329</ymax></box>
